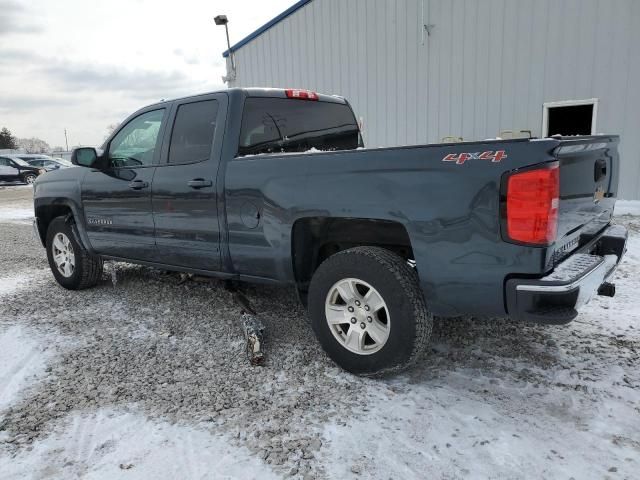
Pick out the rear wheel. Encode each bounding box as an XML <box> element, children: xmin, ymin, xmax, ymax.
<box><xmin>308</xmin><ymin>246</ymin><xmax>432</xmax><ymax>376</ymax></box>
<box><xmin>23</xmin><ymin>173</ymin><xmax>37</xmax><ymax>184</ymax></box>
<box><xmin>46</xmin><ymin>216</ymin><xmax>103</xmax><ymax>290</ymax></box>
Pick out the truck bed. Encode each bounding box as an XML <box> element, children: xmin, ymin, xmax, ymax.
<box><xmin>226</xmin><ymin>134</ymin><xmax>620</xmax><ymax>318</ymax></box>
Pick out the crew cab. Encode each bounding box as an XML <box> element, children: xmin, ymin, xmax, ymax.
<box><xmin>32</xmin><ymin>88</ymin><xmax>627</xmax><ymax>375</ymax></box>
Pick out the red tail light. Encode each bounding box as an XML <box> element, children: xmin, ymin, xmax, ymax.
<box><xmin>285</xmin><ymin>89</ymin><xmax>319</xmax><ymax>101</ymax></box>
<box><xmin>506</xmin><ymin>163</ymin><xmax>559</xmax><ymax>245</ymax></box>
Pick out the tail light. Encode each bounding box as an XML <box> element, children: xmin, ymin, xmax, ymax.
<box><xmin>505</xmin><ymin>163</ymin><xmax>559</xmax><ymax>245</ymax></box>
<box><xmin>285</xmin><ymin>89</ymin><xmax>319</xmax><ymax>101</ymax></box>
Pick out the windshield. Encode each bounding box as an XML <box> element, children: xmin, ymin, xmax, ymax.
<box><xmin>12</xmin><ymin>158</ymin><xmax>30</xmax><ymax>167</ymax></box>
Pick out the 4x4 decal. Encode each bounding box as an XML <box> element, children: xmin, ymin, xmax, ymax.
<box><xmin>442</xmin><ymin>150</ymin><xmax>508</xmax><ymax>165</ymax></box>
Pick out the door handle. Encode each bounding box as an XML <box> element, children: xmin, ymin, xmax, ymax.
<box><xmin>128</xmin><ymin>180</ymin><xmax>149</xmax><ymax>190</ymax></box>
<box><xmin>188</xmin><ymin>178</ymin><xmax>213</xmax><ymax>189</ymax></box>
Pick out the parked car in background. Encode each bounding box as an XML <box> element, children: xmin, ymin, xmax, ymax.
<box><xmin>27</xmin><ymin>157</ymin><xmax>73</xmax><ymax>171</ymax></box>
<box><xmin>17</xmin><ymin>154</ymin><xmax>55</xmax><ymax>164</ymax></box>
<box><xmin>0</xmin><ymin>155</ymin><xmax>45</xmax><ymax>184</ymax></box>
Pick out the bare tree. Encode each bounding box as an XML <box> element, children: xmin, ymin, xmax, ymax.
<box><xmin>105</xmin><ymin>123</ymin><xmax>119</xmax><ymax>140</ymax></box>
<box><xmin>17</xmin><ymin>137</ymin><xmax>51</xmax><ymax>154</ymax></box>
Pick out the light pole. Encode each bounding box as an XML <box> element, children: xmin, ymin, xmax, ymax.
<box><xmin>64</xmin><ymin>128</ymin><xmax>69</xmax><ymax>151</ymax></box>
<box><xmin>215</xmin><ymin>14</ymin><xmax>236</xmax><ymax>82</ymax></box>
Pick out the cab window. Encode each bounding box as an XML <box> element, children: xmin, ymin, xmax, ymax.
<box><xmin>168</xmin><ymin>100</ymin><xmax>219</xmax><ymax>164</ymax></box>
<box><xmin>238</xmin><ymin>98</ymin><xmax>361</xmax><ymax>156</ymax></box>
<box><xmin>108</xmin><ymin>109</ymin><xmax>165</xmax><ymax>167</ymax></box>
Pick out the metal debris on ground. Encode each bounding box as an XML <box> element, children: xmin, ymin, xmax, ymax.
<box><xmin>171</xmin><ymin>274</ymin><xmax>266</xmax><ymax>366</ymax></box>
<box><xmin>103</xmin><ymin>261</ymin><xmax>118</xmax><ymax>286</ymax></box>
<box><xmin>240</xmin><ymin>312</ymin><xmax>265</xmax><ymax>366</ymax></box>
<box><xmin>226</xmin><ymin>282</ymin><xmax>266</xmax><ymax>366</ymax></box>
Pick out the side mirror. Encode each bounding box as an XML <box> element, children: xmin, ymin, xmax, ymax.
<box><xmin>71</xmin><ymin>147</ymin><xmax>103</xmax><ymax>168</ymax></box>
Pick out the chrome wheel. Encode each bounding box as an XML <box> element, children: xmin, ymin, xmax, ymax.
<box><xmin>52</xmin><ymin>232</ymin><xmax>75</xmax><ymax>278</ymax></box>
<box><xmin>24</xmin><ymin>174</ymin><xmax>37</xmax><ymax>184</ymax></box>
<box><xmin>325</xmin><ymin>278</ymin><xmax>390</xmax><ymax>355</ymax></box>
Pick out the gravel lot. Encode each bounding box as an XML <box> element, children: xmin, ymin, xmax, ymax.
<box><xmin>1</xmin><ymin>185</ymin><xmax>639</xmax><ymax>479</ymax></box>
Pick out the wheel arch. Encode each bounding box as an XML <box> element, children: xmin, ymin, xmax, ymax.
<box><xmin>291</xmin><ymin>217</ymin><xmax>414</xmax><ymax>302</ymax></box>
<box><xmin>35</xmin><ymin>199</ymin><xmax>92</xmax><ymax>252</ymax></box>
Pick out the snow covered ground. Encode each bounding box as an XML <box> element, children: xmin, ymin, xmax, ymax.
<box><xmin>0</xmin><ymin>206</ymin><xmax>33</xmax><ymax>225</ymax></box>
<box><xmin>1</xmin><ymin>187</ymin><xmax>639</xmax><ymax>479</ymax></box>
<box><xmin>615</xmin><ymin>200</ymin><xmax>640</xmax><ymax>217</ymax></box>
<box><xmin>1</xmin><ymin>409</ymin><xmax>279</xmax><ymax>480</ymax></box>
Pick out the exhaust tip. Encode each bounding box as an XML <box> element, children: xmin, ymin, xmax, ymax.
<box><xmin>597</xmin><ymin>282</ymin><xmax>616</xmax><ymax>297</ymax></box>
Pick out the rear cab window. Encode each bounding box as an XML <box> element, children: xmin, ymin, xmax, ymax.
<box><xmin>238</xmin><ymin>97</ymin><xmax>362</xmax><ymax>157</ymax></box>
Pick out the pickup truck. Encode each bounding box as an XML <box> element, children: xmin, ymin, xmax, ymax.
<box><xmin>33</xmin><ymin>88</ymin><xmax>628</xmax><ymax>375</ymax></box>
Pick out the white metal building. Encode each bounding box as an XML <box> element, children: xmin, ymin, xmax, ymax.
<box><xmin>223</xmin><ymin>0</ymin><xmax>640</xmax><ymax>200</ymax></box>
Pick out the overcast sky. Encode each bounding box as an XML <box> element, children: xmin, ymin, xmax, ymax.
<box><xmin>0</xmin><ymin>0</ymin><xmax>295</xmax><ymax>148</ymax></box>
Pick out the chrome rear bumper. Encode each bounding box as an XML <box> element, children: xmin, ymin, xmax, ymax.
<box><xmin>506</xmin><ymin>224</ymin><xmax>628</xmax><ymax>324</ymax></box>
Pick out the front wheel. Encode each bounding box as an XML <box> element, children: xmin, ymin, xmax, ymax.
<box><xmin>23</xmin><ymin>173</ymin><xmax>37</xmax><ymax>184</ymax></box>
<box><xmin>308</xmin><ymin>247</ymin><xmax>432</xmax><ymax>376</ymax></box>
<box><xmin>46</xmin><ymin>216</ymin><xmax>103</xmax><ymax>290</ymax></box>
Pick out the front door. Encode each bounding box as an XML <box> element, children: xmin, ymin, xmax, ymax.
<box><xmin>151</xmin><ymin>94</ymin><xmax>227</xmax><ymax>271</ymax></box>
<box><xmin>0</xmin><ymin>157</ymin><xmax>20</xmax><ymax>181</ymax></box>
<box><xmin>82</xmin><ymin>108</ymin><xmax>167</xmax><ymax>261</ymax></box>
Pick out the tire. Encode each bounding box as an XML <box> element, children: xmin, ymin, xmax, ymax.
<box><xmin>22</xmin><ymin>173</ymin><xmax>37</xmax><ymax>184</ymax></box>
<box><xmin>308</xmin><ymin>246</ymin><xmax>432</xmax><ymax>376</ymax></box>
<box><xmin>46</xmin><ymin>216</ymin><xmax>103</xmax><ymax>290</ymax></box>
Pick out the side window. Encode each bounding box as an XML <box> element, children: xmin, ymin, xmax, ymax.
<box><xmin>108</xmin><ymin>109</ymin><xmax>165</xmax><ymax>167</ymax></box>
<box><xmin>237</xmin><ymin>98</ymin><xmax>361</xmax><ymax>156</ymax></box>
<box><xmin>168</xmin><ymin>100</ymin><xmax>219</xmax><ymax>164</ymax></box>
<box><xmin>0</xmin><ymin>157</ymin><xmax>10</xmax><ymax>166</ymax></box>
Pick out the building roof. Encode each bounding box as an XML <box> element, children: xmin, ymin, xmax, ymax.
<box><xmin>222</xmin><ymin>0</ymin><xmax>312</xmax><ymax>58</ymax></box>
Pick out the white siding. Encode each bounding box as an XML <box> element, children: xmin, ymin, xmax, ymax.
<box><xmin>227</xmin><ymin>0</ymin><xmax>640</xmax><ymax>199</ymax></box>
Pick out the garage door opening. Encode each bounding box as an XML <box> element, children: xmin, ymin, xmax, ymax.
<box><xmin>542</xmin><ymin>99</ymin><xmax>598</xmax><ymax>137</ymax></box>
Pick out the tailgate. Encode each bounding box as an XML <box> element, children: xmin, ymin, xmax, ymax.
<box><xmin>552</xmin><ymin>135</ymin><xmax>620</xmax><ymax>263</ymax></box>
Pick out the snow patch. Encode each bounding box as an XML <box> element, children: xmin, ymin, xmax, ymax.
<box><xmin>0</xmin><ymin>409</ymin><xmax>280</xmax><ymax>480</ymax></box>
<box><xmin>0</xmin><ymin>271</ymin><xmax>46</xmax><ymax>298</ymax></box>
<box><xmin>614</xmin><ymin>200</ymin><xmax>640</xmax><ymax>216</ymax></box>
<box><xmin>0</xmin><ymin>183</ymin><xmax>32</xmax><ymax>189</ymax></box>
<box><xmin>0</xmin><ymin>206</ymin><xmax>34</xmax><ymax>224</ymax></box>
<box><xmin>0</xmin><ymin>325</ymin><xmax>50</xmax><ymax>412</ymax></box>
<box><xmin>320</xmin><ymin>375</ymin><xmax>639</xmax><ymax>479</ymax></box>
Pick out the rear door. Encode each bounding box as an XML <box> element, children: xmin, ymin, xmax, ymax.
<box><xmin>82</xmin><ymin>108</ymin><xmax>167</xmax><ymax>260</ymax></box>
<box><xmin>151</xmin><ymin>93</ymin><xmax>228</xmax><ymax>271</ymax></box>
<box><xmin>227</xmin><ymin>94</ymin><xmax>362</xmax><ymax>278</ymax></box>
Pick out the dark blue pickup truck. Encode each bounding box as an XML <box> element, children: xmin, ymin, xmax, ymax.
<box><xmin>33</xmin><ymin>88</ymin><xmax>627</xmax><ymax>375</ymax></box>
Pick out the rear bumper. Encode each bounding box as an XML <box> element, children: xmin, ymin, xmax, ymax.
<box><xmin>506</xmin><ymin>224</ymin><xmax>628</xmax><ymax>324</ymax></box>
